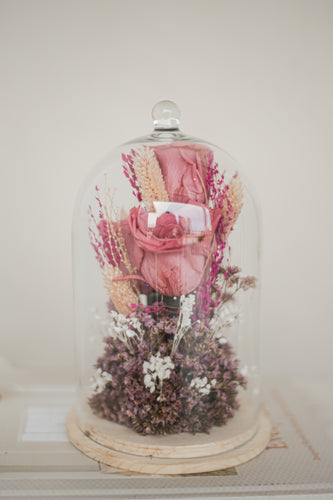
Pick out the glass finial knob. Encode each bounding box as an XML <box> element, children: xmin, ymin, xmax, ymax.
<box><xmin>152</xmin><ymin>100</ymin><xmax>181</xmax><ymax>130</ymax></box>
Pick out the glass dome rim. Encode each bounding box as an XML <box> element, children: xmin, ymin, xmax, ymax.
<box><xmin>121</xmin><ymin>130</ymin><xmax>234</xmax><ymax>155</ymax></box>
<box><xmin>120</xmin><ymin>132</ymin><xmax>262</xmax><ymax>217</ymax></box>
<box><xmin>73</xmin><ymin>131</ymin><xmax>262</xmax><ymax>231</ymax></box>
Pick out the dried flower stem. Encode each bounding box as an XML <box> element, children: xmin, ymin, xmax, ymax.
<box><xmin>89</xmin><ymin>181</ymin><xmax>140</xmax><ymax>312</ymax></box>
<box><xmin>132</xmin><ymin>147</ymin><xmax>169</xmax><ymax>211</ymax></box>
<box><xmin>171</xmin><ymin>294</ymin><xmax>196</xmax><ymax>356</ymax></box>
<box><xmin>209</xmin><ymin>267</ymin><xmax>256</xmax><ymax>338</ymax></box>
<box><xmin>103</xmin><ymin>181</ymin><xmax>135</xmax><ymax>276</ymax></box>
<box><xmin>222</xmin><ymin>176</ymin><xmax>243</xmax><ymax>237</ymax></box>
<box><xmin>103</xmin><ymin>265</ymin><xmax>138</xmax><ymax>316</ymax></box>
<box><xmin>122</xmin><ymin>150</ymin><xmax>142</xmax><ymax>202</ymax></box>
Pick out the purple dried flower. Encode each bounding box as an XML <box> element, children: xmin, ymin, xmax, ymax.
<box><xmin>88</xmin><ymin>303</ymin><xmax>246</xmax><ymax>435</ymax></box>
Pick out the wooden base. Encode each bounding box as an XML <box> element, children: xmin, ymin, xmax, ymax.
<box><xmin>66</xmin><ymin>408</ymin><xmax>271</xmax><ymax>475</ymax></box>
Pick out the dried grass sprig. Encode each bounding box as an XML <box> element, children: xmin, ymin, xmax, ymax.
<box><xmin>103</xmin><ymin>265</ymin><xmax>138</xmax><ymax>316</ymax></box>
<box><xmin>132</xmin><ymin>147</ymin><xmax>169</xmax><ymax>211</ymax></box>
<box><xmin>103</xmin><ymin>182</ymin><xmax>136</xmax><ymax>276</ymax></box>
<box><xmin>223</xmin><ymin>176</ymin><xmax>243</xmax><ymax>237</ymax></box>
<box><xmin>204</xmin><ymin>153</ymin><xmax>244</xmax><ymax>284</ymax></box>
<box><xmin>122</xmin><ymin>151</ymin><xmax>142</xmax><ymax>202</ymax></box>
<box><xmin>89</xmin><ymin>181</ymin><xmax>140</xmax><ymax>313</ymax></box>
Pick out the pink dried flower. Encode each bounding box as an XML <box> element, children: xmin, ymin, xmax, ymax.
<box><xmin>152</xmin><ymin>142</ymin><xmax>210</xmax><ymax>204</ymax></box>
<box><xmin>122</xmin><ymin>151</ymin><xmax>142</xmax><ymax>202</ymax></box>
<box><xmin>124</xmin><ymin>203</ymin><xmax>221</xmax><ymax>296</ymax></box>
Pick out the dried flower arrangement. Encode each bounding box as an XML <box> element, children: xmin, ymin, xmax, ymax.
<box><xmin>88</xmin><ymin>143</ymin><xmax>256</xmax><ymax>435</ymax></box>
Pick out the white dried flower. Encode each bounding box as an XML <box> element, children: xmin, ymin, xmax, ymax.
<box><xmin>190</xmin><ymin>376</ymin><xmax>216</xmax><ymax>396</ymax></box>
<box><xmin>143</xmin><ymin>352</ymin><xmax>174</xmax><ymax>394</ymax></box>
<box><xmin>95</xmin><ymin>309</ymin><xmax>143</xmax><ymax>353</ymax></box>
<box><xmin>171</xmin><ymin>294</ymin><xmax>196</xmax><ymax>356</ymax></box>
<box><xmin>180</xmin><ymin>294</ymin><xmax>196</xmax><ymax>328</ymax></box>
<box><xmin>126</xmin><ymin>329</ymin><xmax>136</xmax><ymax>338</ymax></box>
<box><xmin>210</xmin><ymin>303</ymin><xmax>240</xmax><ymax>339</ymax></box>
<box><xmin>90</xmin><ymin>368</ymin><xmax>112</xmax><ymax>394</ymax></box>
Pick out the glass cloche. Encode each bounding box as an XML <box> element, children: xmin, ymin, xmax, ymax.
<box><xmin>67</xmin><ymin>101</ymin><xmax>271</xmax><ymax>474</ymax></box>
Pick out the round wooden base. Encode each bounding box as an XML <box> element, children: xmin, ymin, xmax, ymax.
<box><xmin>66</xmin><ymin>408</ymin><xmax>271</xmax><ymax>475</ymax></box>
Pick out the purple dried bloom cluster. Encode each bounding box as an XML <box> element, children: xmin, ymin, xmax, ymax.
<box><xmin>89</xmin><ymin>302</ymin><xmax>246</xmax><ymax>435</ymax></box>
<box><xmin>193</xmin><ymin>266</ymin><xmax>256</xmax><ymax>328</ymax></box>
<box><xmin>218</xmin><ymin>266</ymin><xmax>256</xmax><ymax>302</ymax></box>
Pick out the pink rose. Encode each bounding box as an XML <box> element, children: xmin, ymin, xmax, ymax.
<box><xmin>122</xmin><ymin>203</ymin><xmax>222</xmax><ymax>296</ymax></box>
<box><xmin>153</xmin><ymin>143</ymin><xmax>212</xmax><ymax>204</ymax></box>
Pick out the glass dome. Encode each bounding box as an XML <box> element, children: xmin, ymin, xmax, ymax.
<box><xmin>68</xmin><ymin>101</ymin><xmax>270</xmax><ymax>474</ymax></box>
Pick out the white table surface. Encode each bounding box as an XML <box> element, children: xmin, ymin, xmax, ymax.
<box><xmin>1</xmin><ymin>377</ymin><xmax>333</xmax><ymax>500</ymax></box>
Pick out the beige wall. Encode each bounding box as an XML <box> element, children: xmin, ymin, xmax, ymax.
<box><xmin>1</xmin><ymin>0</ymin><xmax>332</xmax><ymax>385</ymax></box>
